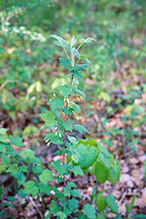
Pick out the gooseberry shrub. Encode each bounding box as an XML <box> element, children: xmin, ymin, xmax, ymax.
<box><xmin>0</xmin><ymin>35</ymin><xmax>120</xmax><ymax>219</ymax></box>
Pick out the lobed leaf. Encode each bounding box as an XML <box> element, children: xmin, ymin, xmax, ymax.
<box><xmin>59</xmin><ymin>58</ymin><xmax>74</xmax><ymax>71</ymax></box>
<box><xmin>39</xmin><ymin>169</ymin><xmax>54</xmax><ymax>185</ymax></box>
<box><xmin>19</xmin><ymin>165</ymin><xmax>28</xmax><ymax>172</ymax></box>
<box><xmin>9</xmin><ymin>135</ymin><xmax>24</xmax><ymax>147</ymax></box>
<box><xmin>83</xmin><ymin>203</ymin><xmax>96</xmax><ymax>219</ymax></box>
<box><xmin>39</xmin><ymin>110</ymin><xmax>56</xmax><ymax>127</ymax></box>
<box><xmin>72</xmin><ymin>166</ymin><xmax>84</xmax><ymax>177</ymax></box>
<box><xmin>63</xmin><ymin>122</ymin><xmax>72</xmax><ymax>132</ymax></box>
<box><xmin>20</xmin><ymin>148</ymin><xmax>35</xmax><ymax>159</ymax></box>
<box><xmin>6</xmin><ymin>163</ymin><xmax>19</xmax><ymax>174</ymax></box>
<box><xmin>68</xmin><ymin>198</ymin><xmax>78</xmax><ymax>211</ymax></box>
<box><xmin>47</xmin><ymin>97</ymin><xmax>64</xmax><ymax>112</ymax></box>
<box><xmin>71</xmin><ymin>189</ymin><xmax>82</xmax><ymax>198</ymax></box>
<box><xmin>23</xmin><ymin>181</ymin><xmax>39</xmax><ymax>197</ymax></box>
<box><xmin>57</xmin><ymin>85</ymin><xmax>73</xmax><ymax>97</ymax></box>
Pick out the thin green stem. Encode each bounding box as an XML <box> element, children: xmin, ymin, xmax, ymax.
<box><xmin>77</xmin><ymin>43</ymin><xmax>84</xmax><ymax>52</ymax></box>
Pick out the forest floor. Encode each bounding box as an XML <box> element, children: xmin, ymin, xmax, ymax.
<box><xmin>0</xmin><ymin>62</ymin><xmax>146</xmax><ymax>219</ymax></box>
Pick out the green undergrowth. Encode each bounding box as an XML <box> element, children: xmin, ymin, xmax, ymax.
<box><xmin>0</xmin><ymin>35</ymin><xmax>146</xmax><ymax>219</ymax></box>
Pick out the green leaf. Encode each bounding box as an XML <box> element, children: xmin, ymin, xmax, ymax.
<box><xmin>108</xmin><ymin>167</ymin><xmax>119</xmax><ymax>184</ymax></box>
<box><xmin>96</xmin><ymin>214</ymin><xmax>106</xmax><ymax>219</ymax></box>
<box><xmin>67</xmin><ymin>181</ymin><xmax>76</xmax><ymax>188</ymax></box>
<box><xmin>67</xmin><ymin>136</ymin><xmax>78</xmax><ymax>145</ymax></box>
<box><xmin>12</xmin><ymin>171</ymin><xmax>25</xmax><ymax>185</ymax></box>
<box><xmin>75</xmin><ymin>63</ymin><xmax>91</xmax><ymax>71</ymax></box>
<box><xmin>63</xmin><ymin>206</ymin><xmax>72</xmax><ymax>216</ymax></box>
<box><xmin>2</xmin><ymin>202</ymin><xmax>16</xmax><ymax>209</ymax></box>
<box><xmin>0</xmin><ymin>209</ymin><xmax>5</xmax><ymax>217</ymax></box>
<box><xmin>77</xmin><ymin>138</ymin><xmax>98</xmax><ymax>148</ymax></box>
<box><xmin>63</xmin><ymin>122</ymin><xmax>72</xmax><ymax>132</ymax></box>
<box><xmin>80</xmin><ymin>37</ymin><xmax>96</xmax><ymax>44</ymax></box>
<box><xmin>83</xmin><ymin>203</ymin><xmax>96</xmax><ymax>219</ymax></box>
<box><xmin>0</xmin><ymin>184</ymin><xmax>3</xmax><ymax>199</ymax></box>
<box><xmin>51</xmin><ymin>162</ymin><xmax>70</xmax><ymax>178</ymax></box>
<box><xmin>71</xmin><ymin>189</ymin><xmax>82</xmax><ymax>198</ymax></box>
<box><xmin>71</xmin><ymin>35</ymin><xmax>77</xmax><ymax>48</ymax></box>
<box><xmin>19</xmin><ymin>165</ymin><xmax>28</xmax><ymax>172</ymax></box>
<box><xmin>130</xmin><ymin>214</ymin><xmax>146</xmax><ymax>218</ymax></box>
<box><xmin>59</xmin><ymin>58</ymin><xmax>74</xmax><ymax>71</ymax></box>
<box><xmin>90</xmin><ymin>185</ymin><xmax>96</xmax><ymax>204</ymax></box>
<box><xmin>125</xmin><ymin>204</ymin><xmax>130</xmax><ymax>216</ymax></box>
<box><xmin>72</xmin><ymin>166</ymin><xmax>84</xmax><ymax>177</ymax></box>
<box><xmin>66</xmin><ymin>45</ymin><xmax>80</xmax><ymax>59</ymax></box>
<box><xmin>61</xmin><ymin>199</ymin><xmax>67</xmax><ymax>207</ymax></box>
<box><xmin>39</xmin><ymin>110</ymin><xmax>56</xmax><ymax>127</ymax></box>
<box><xmin>74</xmin><ymin>124</ymin><xmax>89</xmax><ymax>134</ymax></box>
<box><xmin>0</xmin><ymin>135</ymin><xmax>7</xmax><ymax>143</ymax></box>
<box><xmin>50</xmin><ymin>35</ymin><xmax>66</xmax><ymax>48</ymax></box>
<box><xmin>69</xmin><ymin>101</ymin><xmax>80</xmax><ymax>113</ymax></box>
<box><xmin>32</xmin><ymin>166</ymin><xmax>43</xmax><ymax>174</ymax></box>
<box><xmin>62</xmin><ymin>107</ymin><xmax>72</xmax><ymax>115</ymax></box>
<box><xmin>57</xmin><ymin>211</ymin><xmax>66</xmax><ymax>219</ymax></box>
<box><xmin>0</xmin><ymin>128</ymin><xmax>7</xmax><ymax>135</ymax></box>
<box><xmin>63</xmin><ymin>187</ymin><xmax>71</xmax><ymax>197</ymax></box>
<box><xmin>68</xmin><ymin>198</ymin><xmax>78</xmax><ymax>211</ymax></box>
<box><xmin>6</xmin><ymin>163</ymin><xmax>19</xmax><ymax>174</ymax></box>
<box><xmin>106</xmin><ymin>194</ymin><xmax>118</xmax><ymax>213</ymax></box>
<box><xmin>113</xmin><ymin>212</ymin><xmax>123</xmax><ymax>219</ymax></box>
<box><xmin>71</xmin><ymin>69</ymin><xmax>82</xmax><ymax>79</ymax></box>
<box><xmin>44</xmin><ymin>133</ymin><xmax>63</xmax><ymax>145</ymax></box>
<box><xmin>23</xmin><ymin>181</ymin><xmax>39</xmax><ymax>197</ymax></box>
<box><xmin>1</xmin><ymin>154</ymin><xmax>10</xmax><ymax>165</ymax></box>
<box><xmin>98</xmin><ymin>152</ymin><xmax>111</xmax><ymax>169</ymax></box>
<box><xmin>39</xmin><ymin>169</ymin><xmax>54</xmax><ymax>185</ymax></box>
<box><xmin>96</xmin><ymin>191</ymin><xmax>107</xmax><ymax>212</ymax></box>
<box><xmin>99</xmin><ymin>145</ymin><xmax>111</xmax><ymax>158</ymax></box>
<box><xmin>94</xmin><ymin>161</ymin><xmax>108</xmax><ymax>183</ymax></box>
<box><xmin>20</xmin><ymin>149</ymin><xmax>35</xmax><ymax>159</ymax></box>
<box><xmin>129</xmin><ymin>194</ymin><xmax>136</xmax><ymax>211</ymax></box>
<box><xmin>9</xmin><ymin>135</ymin><xmax>24</xmax><ymax>147</ymax></box>
<box><xmin>57</xmin><ymin>85</ymin><xmax>73</xmax><ymax>97</ymax></box>
<box><xmin>49</xmin><ymin>200</ymin><xmax>62</xmax><ymax>216</ymax></box>
<box><xmin>0</xmin><ymin>142</ymin><xmax>8</xmax><ymax>153</ymax></box>
<box><xmin>39</xmin><ymin>184</ymin><xmax>51</xmax><ymax>195</ymax></box>
<box><xmin>77</xmin><ymin>144</ymin><xmax>98</xmax><ymax>169</ymax></box>
<box><xmin>107</xmin><ymin>159</ymin><xmax>120</xmax><ymax>184</ymax></box>
<box><xmin>47</xmin><ymin>97</ymin><xmax>64</xmax><ymax>112</ymax></box>
<box><xmin>71</xmin><ymin>86</ymin><xmax>86</xmax><ymax>98</ymax></box>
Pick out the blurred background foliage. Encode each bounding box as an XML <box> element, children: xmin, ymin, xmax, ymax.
<box><xmin>0</xmin><ymin>0</ymin><xmax>146</xmax><ymax>142</ymax></box>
